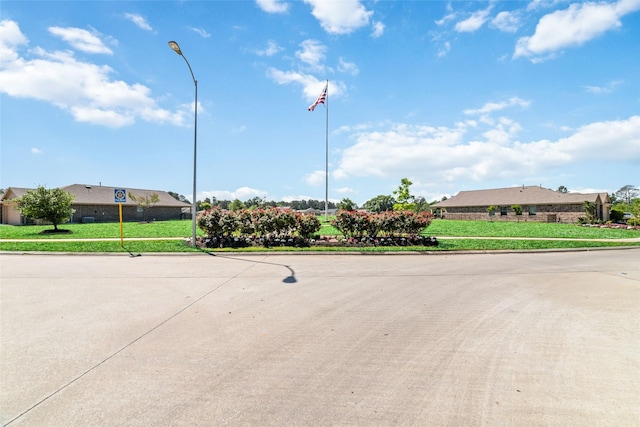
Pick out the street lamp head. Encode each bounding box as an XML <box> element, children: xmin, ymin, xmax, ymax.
<box><xmin>168</xmin><ymin>41</ymin><xmax>183</xmax><ymax>56</ymax></box>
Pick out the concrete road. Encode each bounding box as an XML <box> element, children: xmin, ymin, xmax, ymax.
<box><xmin>1</xmin><ymin>250</ymin><xmax>638</xmax><ymax>426</ymax></box>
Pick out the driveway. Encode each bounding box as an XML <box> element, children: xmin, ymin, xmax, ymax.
<box><xmin>1</xmin><ymin>250</ymin><xmax>639</xmax><ymax>426</ymax></box>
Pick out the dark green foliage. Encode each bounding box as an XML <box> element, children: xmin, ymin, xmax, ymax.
<box><xmin>362</xmin><ymin>195</ymin><xmax>396</xmax><ymax>213</ymax></box>
<box><xmin>337</xmin><ymin>198</ymin><xmax>357</xmax><ymax>211</ymax></box>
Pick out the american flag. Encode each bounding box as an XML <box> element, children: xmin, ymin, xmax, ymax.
<box><xmin>308</xmin><ymin>83</ymin><xmax>327</xmax><ymax>111</ymax></box>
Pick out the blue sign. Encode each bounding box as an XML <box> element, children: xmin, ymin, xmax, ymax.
<box><xmin>114</xmin><ymin>188</ymin><xmax>127</xmax><ymax>203</ymax></box>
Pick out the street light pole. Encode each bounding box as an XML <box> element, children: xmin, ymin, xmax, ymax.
<box><xmin>168</xmin><ymin>41</ymin><xmax>198</xmax><ymax>247</ymax></box>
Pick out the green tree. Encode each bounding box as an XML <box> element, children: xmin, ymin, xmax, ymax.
<box><xmin>16</xmin><ymin>186</ymin><xmax>75</xmax><ymax>231</ymax></box>
<box><xmin>583</xmin><ymin>201</ymin><xmax>596</xmax><ymax>223</ymax></box>
<box><xmin>338</xmin><ymin>198</ymin><xmax>357</xmax><ymax>211</ymax></box>
<box><xmin>167</xmin><ymin>191</ymin><xmax>189</xmax><ymax>203</ymax></box>
<box><xmin>363</xmin><ymin>195</ymin><xmax>396</xmax><ymax>213</ymax></box>
<box><xmin>128</xmin><ymin>192</ymin><xmax>160</xmax><ymax>222</ymax></box>
<box><xmin>511</xmin><ymin>204</ymin><xmax>522</xmax><ymax>222</ymax></box>
<box><xmin>245</xmin><ymin>196</ymin><xmax>264</xmax><ymax>209</ymax></box>
<box><xmin>414</xmin><ymin>196</ymin><xmax>430</xmax><ymax>213</ymax></box>
<box><xmin>557</xmin><ymin>185</ymin><xmax>568</xmax><ymax>193</ymax></box>
<box><xmin>229</xmin><ymin>199</ymin><xmax>246</xmax><ymax>211</ymax></box>
<box><xmin>393</xmin><ymin>178</ymin><xmax>416</xmax><ymax>211</ymax></box>
<box><xmin>486</xmin><ymin>205</ymin><xmax>497</xmax><ymax>220</ymax></box>
<box><xmin>614</xmin><ymin>185</ymin><xmax>639</xmax><ymax>204</ymax></box>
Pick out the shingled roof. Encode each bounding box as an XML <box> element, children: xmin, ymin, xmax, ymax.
<box><xmin>433</xmin><ymin>186</ymin><xmax>608</xmax><ymax>208</ymax></box>
<box><xmin>2</xmin><ymin>184</ymin><xmax>190</xmax><ymax>208</ymax></box>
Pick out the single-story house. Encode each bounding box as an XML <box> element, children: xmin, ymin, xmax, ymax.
<box><xmin>1</xmin><ymin>184</ymin><xmax>192</xmax><ymax>225</ymax></box>
<box><xmin>431</xmin><ymin>185</ymin><xmax>610</xmax><ymax>223</ymax></box>
<box><xmin>297</xmin><ymin>207</ymin><xmax>339</xmax><ymax>216</ymax></box>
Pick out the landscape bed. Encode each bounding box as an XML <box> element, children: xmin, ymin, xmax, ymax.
<box><xmin>0</xmin><ymin>219</ymin><xmax>638</xmax><ymax>253</ymax></box>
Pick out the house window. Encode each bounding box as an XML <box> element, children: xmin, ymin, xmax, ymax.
<box><xmin>528</xmin><ymin>205</ymin><xmax>536</xmax><ymax>215</ymax></box>
<box><xmin>500</xmin><ymin>206</ymin><xmax>508</xmax><ymax>216</ymax></box>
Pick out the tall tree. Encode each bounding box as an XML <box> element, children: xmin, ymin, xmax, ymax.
<box><xmin>229</xmin><ymin>199</ymin><xmax>246</xmax><ymax>211</ymax></box>
<box><xmin>167</xmin><ymin>191</ymin><xmax>189</xmax><ymax>203</ymax></box>
<box><xmin>614</xmin><ymin>185</ymin><xmax>639</xmax><ymax>204</ymax></box>
<box><xmin>393</xmin><ymin>178</ymin><xmax>417</xmax><ymax>211</ymax></box>
<box><xmin>557</xmin><ymin>185</ymin><xmax>568</xmax><ymax>193</ymax></box>
<box><xmin>362</xmin><ymin>195</ymin><xmax>396</xmax><ymax>213</ymax></box>
<box><xmin>16</xmin><ymin>186</ymin><xmax>75</xmax><ymax>231</ymax></box>
<box><xmin>338</xmin><ymin>198</ymin><xmax>357</xmax><ymax>211</ymax></box>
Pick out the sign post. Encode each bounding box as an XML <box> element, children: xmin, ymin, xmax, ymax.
<box><xmin>114</xmin><ymin>189</ymin><xmax>127</xmax><ymax>247</ymax></box>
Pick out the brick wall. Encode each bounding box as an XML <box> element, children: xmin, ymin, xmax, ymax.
<box><xmin>71</xmin><ymin>205</ymin><xmax>187</xmax><ymax>223</ymax></box>
<box><xmin>441</xmin><ymin>204</ymin><xmax>587</xmax><ymax>223</ymax></box>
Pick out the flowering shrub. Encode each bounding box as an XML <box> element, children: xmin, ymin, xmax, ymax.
<box><xmin>333</xmin><ymin>210</ymin><xmax>433</xmax><ymax>238</ymax></box>
<box><xmin>196</xmin><ymin>206</ymin><xmax>227</xmax><ymax>237</ymax></box>
<box><xmin>196</xmin><ymin>207</ymin><xmax>321</xmax><ymax>248</ymax></box>
<box><xmin>296</xmin><ymin>212</ymin><xmax>322</xmax><ymax>238</ymax></box>
<box><xmin>196</xmin><ymin>208</ymin><xmax>436</xmax><ymax>249</ymax></box>
<box><xmin>333</xmin><ymin>210</ymin><xmax>370</xmax><ymax>238</ymax></box>
<box><xmin>235</xmin><ymin>209</ymin><xmax>255</xmax><ymax>235</ymax></box>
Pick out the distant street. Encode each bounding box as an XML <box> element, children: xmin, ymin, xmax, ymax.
<box><xmin>1</xmin><ymin>250</ymin><xmax>639</xmax><ymax>426</ymax></box>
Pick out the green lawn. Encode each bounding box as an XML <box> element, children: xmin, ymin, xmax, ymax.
<box><xmin>0</xmin><ymin>220</ymin><xmax>201</xmax><ymax>239</ymax></box>
<box><xmin>0</xmin><ymin>218</ymin><xmax>637</xmax><ymax>253</ymax></box>
<box><xmin>426</xmin><ymin>219</ymin><xmax>638</xmax><ymax>239</ymax></box>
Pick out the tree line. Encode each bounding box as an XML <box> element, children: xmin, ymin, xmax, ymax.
<box><xmin>167</xmin><ymin>191</ymin><xmax>337</xmax><ymax>212</ymax></box>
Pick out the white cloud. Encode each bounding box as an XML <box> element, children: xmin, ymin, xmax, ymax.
<box><xmin>199</xmin><ymin>187</ymin><xmax>268</xmax><ymax>202</ymax></box>
<box><xmin>435</xmin><ymin>2</ymin><xmax>456</xmax><ymax>26</ymax></box>
<box><xmin>189</xmin><ymin>27</ymin><xmax>211</xmax><ymax>38</ymax></box>
<box><xmin>337</xmin><ymin>57</ymin><xmax>359</xmax><ymax>75</ymax></box>
<box><xmin>514</xmin><ymin>0</ymin><xmax>640</xmax><ymax>60</ymax></box>
<box><xmin>255</xmin><ymin>40</ymin><xmax>283</xmax><ymax>56</ymax></box>
<box><xmin>0</xmin><ymin>20</ymin><xmax>184</xmax><ymax>128</ymax></box>
<box><xmin>437</xmin><ymin>41</ymin><xmax>451</xmax><ymax>58</ymax></box>
<box><xmin>256</xmin><ymin>0</ymin><xmax>289</xmax><ymax>14</ymax></box>
<box><xmin>584</xmin><ymin>79</ymin><xmax>623</xmax><ymax>94</ymax></box>
<box><xmin>48</xmin><ymin>26</ymin><xmax>113</xmax><ymax>54</ymax></box>
<box><xmin>296</xmin><ymin>39</ymin><xmax>327</xmax><ymax>68</ymax></box>
<box><xmin>455</xmin><ymin>6</ymin><xmax>492</xmax><ymax>33</ymax></box>
<box><xmin>305</xmin><ymin>170</ymin><xmax>326</xmax><ymax>186</ymax></box>
<box><xmin>0</xmin><ymin>20</ymin><xmax>27</xmax><ymax>62</ymax></box>
<box><xmin>30</xmin><ymin>148</ymin><xmax>43</xmax><ymax>155</ymax></box>
<box><xmin>333</xmin><ymin>115</ymin><xmax>640</xmax><ymax>185</ymax></box>
<box><xmin>303</xmin><ymin>0</ymin><xmax>373</xmax><ymax>35</ymax></box>
<box><xmin>266</xmin><ymin>68</ymin><xmax>345</xmax><ymax>102</ymax></box>
<box><xmin>490</xmin><ymin>11</ymin><xmax>521</xmax><ymax>33</ymax></box>
<box><xmin>335</xmin><ymin>187</ymin><xmax>355</xmax><ymax>194</ymax></box>
<box><xmin>123</xmin><ymin>13</ymin><xmax>152</xmax><ymax>31</ymax></box>
<box><xmin>464</xmin><ymin>97</ymin><xmax>531</xmax><ymax>116</ymax></box>
<box><xmin>371</xmin><ymin>21</ymin><xmax>385</xmax><ymax>38</ymax></box>
<box><xmin>231</xmin><ymin>125</ymin><xmax>247</xmax><ymax>134</ymax></box>
<box><xmin>526</xmin><ymin>0</ymin><xmax>567</xmax><ymax>12</ymax></box>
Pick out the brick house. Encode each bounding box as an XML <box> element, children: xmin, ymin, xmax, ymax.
<box><xmin>431</xmin><ymin>185</ymin><xmax>610</xmax><ymax>223</ymax></box>
<box><xmin>1</xmin><ymin>184</ymin><xmax>191</xmax><ymax>225</ymax></box>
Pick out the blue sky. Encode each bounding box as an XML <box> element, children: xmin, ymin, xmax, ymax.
<box><xmin>1</xmin><ymin>0</ymin><xmax>638</xmax><ymax>205</ymax></box>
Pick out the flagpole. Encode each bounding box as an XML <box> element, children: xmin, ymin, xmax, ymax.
<box><xmin>324</xmin><ymin>79</ymin><xmax>329</xmax><ymax>221</ymax></box>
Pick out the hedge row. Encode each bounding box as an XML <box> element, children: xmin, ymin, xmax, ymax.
<box><xmin>197</xmin><ymin>207</ymin><xmax>321</xmax><ymax>241</ymax></box>
<box><xmin>196</xmin><ymin>207</ymin><xmax>436</xmax><ymax>248</ymax></box>
<box><xmin>332</xmin><ymin>210</ymin><xmax>434</xmax><ymax>238</ymax></box>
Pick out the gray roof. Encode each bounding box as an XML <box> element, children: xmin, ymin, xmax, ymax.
<box><xmin>1</xmin><ymin>187</ymin><xmax>31</xmax><ymax>201</ymax></box>
<box><xmin>2</xmin><ymin>184</ymin><xmax>191</xmax><ymax>208</ymax></box>
<box><xmin>433</xmin><ymin>186</ymin><xmax>608</xmax><ymax>208</ymax></box>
